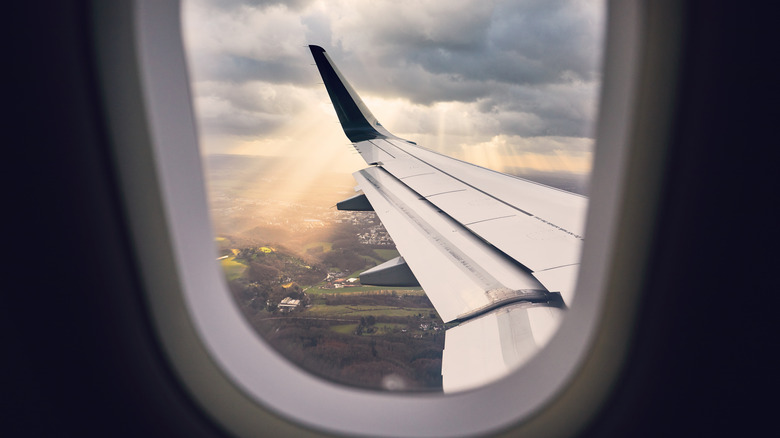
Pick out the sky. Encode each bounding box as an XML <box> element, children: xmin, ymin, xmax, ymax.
<box><xmin>182</xmin><ymin>0</ymin><xmax>605</xmax><ymax>193</ymax></box>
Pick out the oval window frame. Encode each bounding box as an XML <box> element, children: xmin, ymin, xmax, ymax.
<box><xmin>90</xmin><ymin>0</ymin><xmax>682</xmax><ymax>436</ymax></box>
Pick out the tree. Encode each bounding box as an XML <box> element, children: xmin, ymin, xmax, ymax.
<box><xmin>248</xmin><ymin>262</ymin><xmax>280</xmax><ymax>284</ymax></box>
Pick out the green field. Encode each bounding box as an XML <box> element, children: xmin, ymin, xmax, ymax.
<box><xmin>328</xmin><ymin>322</ymin><xmax>408</xmax><ymax>336</ymax></box>
<box><xmin>329</xmin><ymin>323</ymin><xmax>358</xmax><ymax>334</ymax></box>
<box><xmin>220</xmin><ymin>257</ymin><xmax>247</xmax><ymax>281</ymax></box>
<box><xmin>373</xmin><ymin>248</ymin><xmax>400</xmax><ymax>261</ymax></box>
<box><xmin>305</xmin><ymin>285</ymin><xmax>424</xmax><ymax>295</ymax></box>
<box><xmin>359</xmin><ymin>254</ymin><xmax>383</xmax><ymax>265</ymax></box>
<box><xmin>305</xmin><ymin>305</ymin><xmax>432</xmax><ymax>318</ymax></box>
<box><xmin>374</xmin><ymin>323</ymin><xmax>407</xmax><ymax>333</ymax></box>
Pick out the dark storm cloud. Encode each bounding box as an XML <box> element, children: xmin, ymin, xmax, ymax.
<box><xmin>304</xmin><ymin>0</ymin><xmax>604</xmax><ymax>140</ymax></box>
<box><xmin>341</xmin><ymin>0</ymin><xmax>602</xmax><ymax>92</ymax></box>
<box><xmin>484</xmin><ymin>0</ymin><xmax>603</xmax><ymax>82</ymax></box>
<box><xmin>359</xmin><ymin>62</ymin><xmax>496</xmax><ymax>106</ymax></box>
<box><xmin>475</xmin><ymin>80</ymin><xmax>599</xmax><ymax>137</ymax></box>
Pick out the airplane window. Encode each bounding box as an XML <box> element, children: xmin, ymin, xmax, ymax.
<box><xmin>94</xmin><ymin>0</ymin><xmax>662</xmax><ymax>435</ymax></box>
<box><xmin>180</xmin><ymin>0</ymin><xmax>605</xmax><ymax>393</ymax></box>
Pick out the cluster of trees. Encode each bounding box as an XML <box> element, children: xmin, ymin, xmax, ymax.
<box><xmin>222</xmin><ymin>234</ymin><xmax>447</xmax><ymax>391</ymax></box>
<box><xmin>228</xmin><ymin>279</ymin><xmax>312</xmax><ymax>314</ymax></box>
<box><xmin>320</xmin><ymin>222</ymin><xmax>387</xmax><ymax>273</ymax></box>
<box><xmin>236</xmin><ymin>247</ymin><xmax>325</xmax><ymax>286</ymax></box>
<box><xmin>355</xmin><ymin>315</ymin><xmax>377</xmax><ymax>335</ymax></box>
<box><xmin>255</xmin><ymin>317</ymin><xmax>444</xmax><ymax>390</ymax></box>
<box><xmin>323</xmin><ymin>293</ymin><xmax>435</xmax><ymax>309</ymax></box>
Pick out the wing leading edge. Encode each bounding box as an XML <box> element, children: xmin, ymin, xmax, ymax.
<box><xmin>308</xmin><ymin>45</ymin><xmax>586</xmax><ymax>392</ymax></box>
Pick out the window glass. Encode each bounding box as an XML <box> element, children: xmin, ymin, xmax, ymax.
<box><xmin>181</xmin><ymin>0</ymin><xmax>604</xmax><ymax>392</ymax></box>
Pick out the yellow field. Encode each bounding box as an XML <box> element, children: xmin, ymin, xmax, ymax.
<box><xmin>219</xmin><ymin>257</ymin><xmax>247</xmax><ymax>281</ymax></box>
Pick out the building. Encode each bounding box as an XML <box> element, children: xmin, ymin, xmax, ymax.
<box><xmin>278</xmin><ymin>297</ymin><xmax>300</xmax><ymax>312</ymax></box>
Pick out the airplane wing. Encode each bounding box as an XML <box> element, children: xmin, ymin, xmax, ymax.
<box><xmin>309</xmin><ymin>45</ymin><xmax>587</xmax><ymax>392</ymax></box>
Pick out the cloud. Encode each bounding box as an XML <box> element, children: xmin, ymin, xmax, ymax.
<box><xmin>192</xmin><ymin>81</ymin><xmax>314</xmax><ymax>137</ymax></box>
<box><xmin>182</xmin><ymin>0</ymin><xmax>605</xmax><ymax>174</ymax></box>
<box><xmin>183</xmin><ymin>0</ymin><xmax>316</xmax><ymax>83</ymax></box>
<box><xmin>186</xmin><ymin>0</ymin><xmax>316</xmax><ymax>13</ymax></box>
<box><xmin>327</xmin><ymin>0</ymin><xmax>603</xmax><ymax>90</ymax></box>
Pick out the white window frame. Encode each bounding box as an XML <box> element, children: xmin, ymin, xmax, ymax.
<box><xmin>91</xmin><ymin>0</ymin><xmax>681</xmax><ymax>436</ymax></box>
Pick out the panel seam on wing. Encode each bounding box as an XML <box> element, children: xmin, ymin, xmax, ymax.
<box><xmin>463</xmin><ymin>215</ymin><xmax>517</xmax><ymax>226</ymax></box>
<box><xmin>424</xmin><ymin>189</ymin><xmax>468</xmax><ymax>197</ymax></box>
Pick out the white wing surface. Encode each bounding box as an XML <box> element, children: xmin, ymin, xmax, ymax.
<box><xmin>309</xmin><ymin>45</ymin><xmax>586</xmax><ymax>392</ymax></box>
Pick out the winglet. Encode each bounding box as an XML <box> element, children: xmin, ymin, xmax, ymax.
<box><xmin>309</xmin><ymin>45</ymin><xmax>398</xmax><ymax>142</ymax></box>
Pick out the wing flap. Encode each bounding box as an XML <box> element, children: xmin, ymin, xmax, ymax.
<box><xmin>354</xmin><ymin>167</ymin><xmax>548</xmax><ymax>322</ymax></box>
<box><xmin>441</xmin><ymin>303</ymin><xmax>564</xmax><ymax>392</ymax></box>
<box><xmin>532</xmin><ymin>264</ymin><xmax>580</xmax><ymax>305</ymax></box>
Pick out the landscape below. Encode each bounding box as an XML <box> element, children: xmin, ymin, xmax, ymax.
<box><xmin>205</xmin><ymin>153</ymin><xmax>588</xmax><ymax>391</ymax></box>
